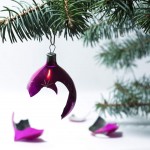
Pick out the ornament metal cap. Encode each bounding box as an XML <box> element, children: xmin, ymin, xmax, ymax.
<box><xmin>46</xmin><ymin>52</ymin><xmax>57</xmax><ymax>65</ymax></box>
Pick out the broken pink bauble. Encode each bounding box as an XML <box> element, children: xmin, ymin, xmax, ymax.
<box><xmin>27</xmin><ymin>52</ymin><xmax>77</xmax><ymax>119</ymax></box>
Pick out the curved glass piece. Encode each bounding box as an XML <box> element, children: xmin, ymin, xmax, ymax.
<box><xmin>92</xmin><ymin>123</ymin><xmax>119</xmax><ymax>135</ymax></box>
<box><xmin>12</xmin><ymin>113</ymin><xmax>44</xmax><ymax>141</ymax></box>
<box><xmin>89</xmin><ymin>116</ymin><xmax>119</xmax><ymax>135</ymax></box>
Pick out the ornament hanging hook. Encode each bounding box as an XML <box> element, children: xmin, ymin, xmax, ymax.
<box><xmin>49</xmin><ymin>44</ymin><xmax>56</xmax><ymax>54</ymax></box>
<box><xmin>49</xmin><ymin>33</ymin><xmax>56</xmax><ymax>54</ymax></box>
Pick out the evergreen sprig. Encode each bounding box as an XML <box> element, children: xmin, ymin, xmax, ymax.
<box><xmin>0</xmin><ymin>0</ymin><xmax>150</xmax><ymax>43</ymax></box>
<box><xmin>96</xmin><ymin>32</ymin><xmax>150</xmax><ymax>70</ymax></box>
<box><xmin>82</xmin><ymin>0</ymin><xmax>150</xmax><ymax>46</ymax></box>
<box><xmin>134</xmin><ymin>0</ymin><xmax>150</xmax><ymax>33</ymax></box>
<box><xmin>96</xmin><ymin>76</ymin><xmax>150</xmax><ymax>117</ymax></box>
<box><xmin>82</xmin><ymin>20</ymin><xmax>134</xmax><ymax>47</ymax></box>
<box><xmin>91</xmin><ymin>0</ymin><xmax>135</xmax><ymax>24</ymax></box>
<box><xmin>0</xmin><ymin>0</ymin><xmax>91</xmax><ymax>42</ymax></box>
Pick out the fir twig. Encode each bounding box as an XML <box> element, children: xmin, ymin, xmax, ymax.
<box><xmin>82</xmin><ymin>0</ymin><xmax>150</xmax><ymax>46</ymax></box>
<box><xmin>64</xmin><ymin>0</ymin><xmax>73</xmax><ymax>28</ymax></box>
<box><xmin>96</xmin><ymin>102</ymin><xmax>150</xmax><ymax>110</ymax></box>
<box><xmin>82</xmin><ymin>20</ymin><xmax>134</xmax><ymax>47</ymax></box>
<box><xmin>0</xmin><ymin>0</ymin><xmax>91</xmax><ymax>42</ymax></box>
<box><xmin>96</xmin><ymin>76</ymin><xmax>150</xmax><ymax>117</ymax></box>
<box><xmin>0</xmin><ymin>2</ymin><xmax>45</xmax><ymax>26</ymax></box>
<box><xmin>96</xmin><ymin>32</ymin><xmax>150</xmax><ymax>70</ymax></box>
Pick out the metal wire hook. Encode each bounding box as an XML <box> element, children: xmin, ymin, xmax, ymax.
<box><xmin>49</xmin><ymin>44</ymin><xmax>56</xmax><ymax>53</ymax></box>
<box><xmin>49</xmin><ymin>34</ymin><xmax>56</xmax><ymax>53</ymax></box>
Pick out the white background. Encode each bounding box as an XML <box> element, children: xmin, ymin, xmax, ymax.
<box><xmin>0</xmin><ymin>1</ymin><xmax>150</xmax><ymax>150</ymax></box>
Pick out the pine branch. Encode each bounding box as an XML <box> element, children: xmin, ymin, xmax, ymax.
<box><xmin>64</xmin><ymin>0</ymin><xmax>73</xmax><ymax>28</ymax></box>
<box><xmin>0</xmin><ymin>0</ymin><xmax>53</xmax><ymax>42</ymax></box>
<box><xmin>93</xmin><ymin>0</ymin><xmax>150</xmax><ymax>32</ymax></box>
<box><xmin>96</xmin><ymin>102</ymin><xmax>150</xmax><ymax>108</ymax></box>
<box><xmin>82</xmin><ymin>20</ymin><xmax>134</xmax><ymax>47</ymax></box>
<box><xmin>82</xmin><ymin>0</ymin><xmax>150</xmax><ymax>46</ymax></box>
<box><xmin>96</xmin><ymin>101</ymin><xmax>150</xmax><ymax>117</ymax></box>
<box><xmin>0</xmin><ymin>0</ymin><xmax>150</xmax><ymax>43</ymax></box>
<box><xmin>92</xmin><ymin>0</ymin><xmax>135</xmax><ymax>23</ymax></box>
<box><xmin>96</xmin><ymin>32</ymin><xmax>150</xmax><ymax>70</ymax></box>
<box><xmin>0</xmin><ymin>0</ymin><xmax>91</xmax><ymax>43</ymax></box>
<box><xmin>134</xmin><ymin>0</ymin><xmax>150</xmax><ymax>33</ymax></box>
<box><xmin>96</xmin><ymin>76</ymin><xmax>150</xmax><ymax>117</ymax></box>
<box><xmin>82</xmin><ymin>0</ymin><xmax>137</xmax><ymax>47</ymax></box>
<box><xmin>0</xmin><ymin>1</ymin><xmax>45</xmax><ymax>26</ymax></box>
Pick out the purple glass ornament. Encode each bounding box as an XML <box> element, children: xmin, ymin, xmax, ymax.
<box><xmin>27</xmin><ymin>52</ymin><xmax>77</xmax><ymax>119</ymax></box>
<box><xmin>12</xmin><ymin>113</ymin><xmax>44</xmax><ymax>141</ymax></box>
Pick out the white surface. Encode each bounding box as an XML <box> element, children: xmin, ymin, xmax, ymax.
<box><xmin>0</xmin><ymin>92</ymin><xmax>149</xmax><ymax>150</ymax></box>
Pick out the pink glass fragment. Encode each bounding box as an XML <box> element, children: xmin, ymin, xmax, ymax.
<box><xmin>27</xmin><ymin>53</ymin><xmax>76</xmax><ymax>119</ymax></box>
<box><xmin>12</xmin><ymin>113</ymin><xmax>44</xmax><ymax>141</ymax></box>
<box><xmin>14</xmin><ymin>128</ymin><xmax>44</xmax><ymax>141</ymax></box>
<box><xmin>92</xmin><ymin>123</ymin><xmax>119</xmax><ymax>135</ymax></box>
